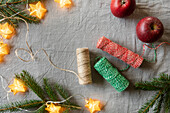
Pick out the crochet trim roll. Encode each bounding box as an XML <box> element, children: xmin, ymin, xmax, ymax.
<box><xmin>96</xmin><ymin>36</ymin><xmax>143</xmax><ymax>68</ymax></box>
<box><xmin>94</xmin><ymin>57</ymin><xmax>129</xmax><ymax>92</ymax></box>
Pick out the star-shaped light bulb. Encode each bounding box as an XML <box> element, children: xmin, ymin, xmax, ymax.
<box><xmin>28</xmin><ymin>1</ymin><xmax>47</xmax><ymax>19</ymax></box>
<box><xmin>0</xmin><ymin>42</ymin><xmax>10</xmax><ymax>55</ymax></box>
<box><xmin>54</xmin><ymin>0</ymin><xmax>72</xmax><ymax>8</ymax></box>
<box><xmin>0</xmin><ymin>55</ymin><xmax>4</xmax><ymax>62</ymax></box>
<box><xmin>8</xmin><ymin>78</ymin><xmax>27</xmax><ymax>95</ymax></box>
<box><xmin>0</xmin><ymin>22</ymin><xmax>15</xmax><ymax>39</ymax></box>
<box><xmin>85</xmin><ymin>98</ymin><xmax>101</xmax><ymax>113</ymax></box>
<box><xmin>45</xmin><ymin>103</ymin><xmax>65</xmax><ymax>113</ymax></box>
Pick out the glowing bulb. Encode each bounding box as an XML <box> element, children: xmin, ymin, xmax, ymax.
<box><xmin>8</xmin><ymin>78</ymin><xmax>27</xmax><ymax>95</ymax></box>
<box><xmin>85</xmin><ymin>98</ymin><xmax>101</xmax><ymax>113</ymax></box>
<box><xmin>0</xmin><ymin>42</ymin><xmax>10</xmax><ymax>55</ymax></box>
<box><xmin>54</xmin><ymin>0</ymin><xmax>72</xmax><ymax>8</ymax></box>
<box><xmin>0</xmin><ymin>22</ymin><xmax>15</xmax><ymax>39</ymax></box>
<box><xmin>45</xmin><ymin>103</ymin><xmax>65</xmax><ymax>113</ymax></box>
<box><xmin>0</xmin><ymin>55</ymin><xmax>4</xmax><ymax>62</ymax></box>
<box><xmin>28</xmin><ymin>1</ymin><xmax>47</xmax><ymax>19</ymax></box>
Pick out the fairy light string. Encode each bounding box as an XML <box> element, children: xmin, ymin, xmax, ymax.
<box><xmin>0</xmin><ymin>75</ymin><xmax>37</xmax><ymax>112</ymax></box>
<box><xmin>46</xmin><ymin>94</ymin><xmax>85</xmax><ymax>105</ymax></box>
<box><xmin>0</xmin><ymin>9</ymin><xmax>85</xmax><ymax>82</ymax></box>
<box><xmin>0</xmin><ymin>2</ymin><xmax>169</xmax><ymax>112</ymax></box>
<box><xmin>0</xmin><ymin>73</ymin><xmax>103</xmax><ymax>113</ymax></box>
<box><xmin>0</xmin><ymin>6</ymin><xmax>101</xmax><ymax>112</ymax></box>
<box><xmin>0</xmin><ymin>8</ymin><xmax>85</xmax><ymax>112</ymax></box>
<box><xmin>0</xmin><ymin>74</ymin><xmax>84</xmax><ymax>112</ymax></box>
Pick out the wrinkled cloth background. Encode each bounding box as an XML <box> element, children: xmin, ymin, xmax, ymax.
<box><xmin>0</xmin><ymin>0</ymin><xmax>169</xmax><ymax>113</ymax></box>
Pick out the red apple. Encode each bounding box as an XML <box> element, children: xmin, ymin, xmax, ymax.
<box><xmin>136</xmin><ymin>17</ymin><xmax>164</xmax><ymax>43</ymax></box>
<box><xmin>110</xmin><ymin>0</ymin><xmax>136</xmax><ymax>18</ymax></box>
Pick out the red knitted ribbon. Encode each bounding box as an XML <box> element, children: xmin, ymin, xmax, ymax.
<box><xmin>141</xmin><ymin>42</ymin><xmax>170</xmax><ymax>57</ymax></box>
<box><xmin>96</xmin><ymin>36</ymin><xmax>144</xmax><ymax>68</ymax></box>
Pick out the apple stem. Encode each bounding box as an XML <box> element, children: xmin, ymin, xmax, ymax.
<box><xmin>121</xmin><ymin>0</ymin><xmax>126</xmax><ymax>5</ymax></box>
<box><xmin>150</xmin><ymin>24</ymin><xmax>157</xmax><ymax>30</ymax></box>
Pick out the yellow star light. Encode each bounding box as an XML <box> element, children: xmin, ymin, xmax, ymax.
<box><xmin>8</xmin><ymin>78</ymin><xmax>27</xmax><ymax>95</ymax></box>
<box><xmin>45</xmin><ymin>103</ymin><xmax>65</xmax><ymax>113</ymax></box>
<box><xmin>0</xmin><ymin>42</ymin><xmax>10</xmax><ymax>55</ymax></box>
<box><xmin>0</xmin><ymin>22</ymin><xmax>15</xmax><ymax>39</ymax></box>
<box><xmin>54</xmin><ymin>0</ymin><xmax>72</xmax><ymax>8</ymax></box>
<box><xmin>28</xmin><ymin>1</ymin><xmax>47</xmax><ymax>19</ymax></box>
<box><xmin>85</xmin><ymin>98</ymin><xmax>101</xmax><ymax>113</ymax></box>
<box><xmin>0</xmin><ymin>55</ymin><xmax>4</xmax><ymax>62</ymax></box>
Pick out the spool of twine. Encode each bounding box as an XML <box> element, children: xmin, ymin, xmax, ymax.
<box><xmin>76</xmin><ymin>48</ymin><xmax>92</xmax><ymax>85</ymax></box>
<box><xmin>96</xmin><ymin>36</ymin><xmax>144</xmax><ymax>68</ymax></box>
<box><xmin>94</xmin><ymin>57</ymin><xmax>129</xmax><ymax>92</ymax></box>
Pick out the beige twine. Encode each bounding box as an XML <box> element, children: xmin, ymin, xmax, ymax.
<box><xmin>0</xmin><ymin>10</ymin><xmax>85</xmax><ymax>84</ymax></box>
<box><xmin>0</xmin><ymin>7</ymin><xmax>86</xmax><ymax>113</ymax></box>
<box><xmin>76</xmin><ymin>48</ymin><xmax>92</xmax><ymax>85</ymax></box>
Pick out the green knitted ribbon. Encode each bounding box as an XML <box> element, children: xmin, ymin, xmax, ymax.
<box><xmin>94</xmin><ymin>57</ymin><xmax>129</xmax><ymax>92</ymax></box>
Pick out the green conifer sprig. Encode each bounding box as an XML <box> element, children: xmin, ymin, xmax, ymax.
<box><xmin>15</xmin><ymin>70</ymin><xmax>46</xmax><ymax>100</ymax></box>
<box><xmin>0</xmin><ymin>100</ymin><xmax>44</xmax><ymax>112</ymax></box>
<box><xmin>55</xmin><ymin>83</ymin><xmax>82</xmax><ymax>111</ymax></box>
<box><xmin>0</xmin><ymin>0</ymin><xmax>41</xmax><ymax>27</ymax></box>
<box><xmin>43</xmin><ymin>78</ymin><xmax>58</xmax><ymax>101</ymax></box>
<box><xmin>153</xmin><ymin>94</ymin><xmax>164</xmax><ymax>113</ymax></box>
<box><xmin>1</xmin><ymin>0</ymin><xmax>40</xmax><ymax>5</ymax></box>
<box><xmin>63</xmin><ymin>109</ymin><xmax>70</xmax><ymax>113</ymax></box>
<box><xmin>34</xmin><ymin>104</ymin><xmax>46</xmax><ymax>113</ymax></box>
<box><xmin>55</xmin><ymin>83</ymin><xmax>71</xmax><ymax>103</ymax></box>
<box><xmin>0</xmin><ymin>70</ymin><xmax>81</xmax><ymax>113</ymax></box>
<box><xmin>164</xmin><ymin>91</ymin><xmax>170</xmax><ymax>113</ymax></box>
<box><xmin>135</xmin><ymin>73</ymin><xmax>170</xmax><ymax>113</ymax></box>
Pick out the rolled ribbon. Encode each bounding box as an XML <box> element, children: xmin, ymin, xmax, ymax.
<box><xmin>94</xmin><ymin>57</ymin><xmax>129</xmax><ymax>92</ymax></box>
<box><xmin>76</xmin><ymin>48</ymin><xmax>92</xmax><ymax>85</ymax></box>
<box><xmin>96</xmin><ymin>36</ymin><xmax>143</xmax><ymax>68</ymax></box>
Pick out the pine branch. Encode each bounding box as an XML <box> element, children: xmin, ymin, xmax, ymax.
<box><xmin>34</xmin><ymin>104</ymin><xmax>46</xmax><ymax>113</ymax></box>
<box><xmin>0</xmin><ymin>8</ymin><xmax>16</xmax><ymax>26</ymax></box>
<box><xmin>0</xmin><ymin>100</ymin><xmax>44</xmax><ymax>112</ymax></box>
<box><xmin>55</xmin><ymin>83</ymin><xmax>81</xmax><ymax>109</ymax></box>
<box><xmin>55</xmin><ymin>83</ymin><xmax>70</xmax><ymax>103</ymax></box>
<box><xmin>0</xmin><ymin>71</ymin><xmax>81</xmax><ymax>113</ymax></box>
<box><xmin>0</xmin><ymin>0</ymin><xmax>41</xmax><ymax>27</ymax></box>
<box><xmin>152</xmin><ymin>78</ymin><xmax>170</xmax><ymax>86</ymax></box>
<box><xmin>136</xmin><ymin>73</ymin><xmax>170</xmax><ymax>113</ymax></box>
<box><xmin>63</xmin><ymin>109</ymin><xmax>70</xmax><ymax>113</ymax></box>
<box><xmin>138</xmin><ymin>90</ymin><xmax>163</xmax><ymax>113</ymax></box>
<box><xmin>15</xmin><ymin>70</ymin><xmax>46</xmax><ymax>101</ymax></box>
<box><xmin>0</xmin><ymin>0</ymin><xmax>40</xmax><ymax>5</ymax></box>
<box><xmin>43</xmin><ymin>78</ymin><xmax>58</xmax><ymax>101</ymax></box>
<box><xmin>7</xmin><ymin>6</ymin><xmax>40</xmax><ymax>23</ymax></box>
<box><xmin>0</xmin><ymin>7</ymin><xmax>18</xmax><ymax>26</ymax></box>
<box><xmin>135</xmin><ymin>81</ymin><xmax>163</xmax><ymax>91</ymax></box>
<box><xmin>150</xmin><ymin>74</ymin><xmax>170</xmax><ymax>86</ymax></box>
<box><xmin>59</xmin><ymin>104</ymin><xmax>81</xmax><ymax>110</ymax></box>
<box><xmin>164</xmin><ymin>90</ymin><xmax>170</xmax><ymax>113</ymax></box>
<box><xmin>1</xmin><ymin>0</ymin><xmax>26</xmax><ymax>5</ymax></box>
<box><xmin>158</xmin><ymin>73</ymin><xmax>170</xmax><ymax>84</ymax></box>
<box><xmin>153</xmin><ymin>94</ymin><xmax>164</xmax><ymax>113</ymax></box>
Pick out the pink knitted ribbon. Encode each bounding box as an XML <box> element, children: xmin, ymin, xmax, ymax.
<box><xmin>96</xmin><ymin>36</ymin><xmax>144</xmax><ymax>68</ymax></box>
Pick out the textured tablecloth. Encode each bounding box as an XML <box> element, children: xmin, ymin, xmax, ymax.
<box><xmin>0</xmin><ymin>0</ymin><xmax>169</xmax><ymax>113</ymax></box>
